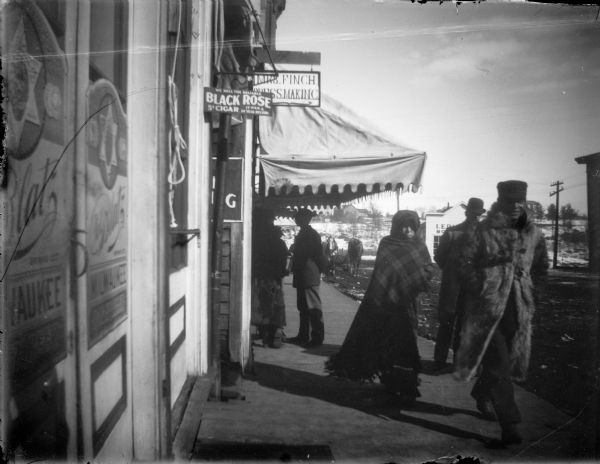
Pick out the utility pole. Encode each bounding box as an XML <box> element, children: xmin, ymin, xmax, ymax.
<box><xmin>549</xmin><ymin>180</ymin><xmax>564</xmax><ymax>269</ymax></box>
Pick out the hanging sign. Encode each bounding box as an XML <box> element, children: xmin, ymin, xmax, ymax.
<box><xmin>211</xmin><ymin>158</ymin><xmax>244</xmax><ymax>222</ymax></box>
<box><xmin>253</xmin><ymin>71</ymin><xmax>321</xmax><ymax>107</ymax></box>
<box><xmin>204</xmin><ymin>87</ymin><xmax>273</xmax><ymax>116</ymax></box>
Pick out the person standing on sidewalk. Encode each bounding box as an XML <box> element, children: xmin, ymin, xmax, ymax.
<box><xmin>454</xmin><ymin>180</ymin><xmax>548</xmax><ymax>447</ymax></box>
<box><xmin>288</xmin><ymin>208</ymin><xmax>327</xmax><ymax>348</ymax></box>
<box><xmin>326</xmin><ymin>210</ymin><xmax>433</xmax><ymax>405</ymax></box>
<box><xmin>251</xmin><ymin>208</ymin><xmax>289</xmax><ymax>348</ymax></box>
<box><xmin>433</xmin><ymin>197</ymin><xmax>486</xmax><ymax>370</ymax></box>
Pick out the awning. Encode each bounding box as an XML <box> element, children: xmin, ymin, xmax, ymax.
<box><xmin>256</xmin><ymin>94</ymin><xmax>426</xmax><ymax>210</ymax></box>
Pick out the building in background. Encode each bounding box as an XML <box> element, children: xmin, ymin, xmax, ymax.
<box><xmin>575</xmin><ymin>152</ymin><xmax>600</xmax><ymax>273</ymax></box>
<box><xmin>423</xmin><ymin>203</ymin><xmax>472</xmax><ymax>257</ymax></box>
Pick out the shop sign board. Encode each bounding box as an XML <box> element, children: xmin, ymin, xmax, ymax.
<box><xmin>253</xmin><ymin>71</ymin><xmax>321</xmax><ymax>107</ymax></box>
<box><xmin>204</xmin><ymin>87</ymin><xmax>273</xmax><ymax>116</ymax></box>
<box><xmin>4</xmin><ymin>0</ymin><xmax>69</xmax><ymax>390</ymax></box>
<box><xmin>211</xmin><ymin>158</ymin><xmax>244</xmax><ymax>222</ymax></box>
<box><xmin>86</xmin><ymin>79</ymin><xmax>128</xmax><ymax>348</ymax></box>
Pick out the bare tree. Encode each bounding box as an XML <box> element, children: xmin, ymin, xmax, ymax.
<box><xmin>560</xmin><ymin>203</ymin><xmax>579</xmax><ymax>228</ymax></box>
<box><xmin>546</xmin><ymin>203</ymin><xmax>557</xmax><ymax>221</ymax></box>
<box><xmin>367</xmin><ymin>202</ymin><xmax>383</xmax><ymax>241</ymax></box>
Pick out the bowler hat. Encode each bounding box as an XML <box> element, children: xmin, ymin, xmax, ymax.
<box><xmin>497</xmin><ymin>180</ymin><xmax>527</xmax><ymax>202</ymax></box>
<box><xmin>465</xmin><ymin>197</ymin><xmax>485</xmax><ymax>215</ymax></box>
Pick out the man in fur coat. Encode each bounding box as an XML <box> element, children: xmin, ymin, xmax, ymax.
<box><xmin>433</xmin><ymin>197</ymin><xmax>486</xmax><ymax>369</ymax></box>
<box><xmin>454</xmin><ymin>180</ymin><xmax>548</xmax><ymax>446</ymax></box>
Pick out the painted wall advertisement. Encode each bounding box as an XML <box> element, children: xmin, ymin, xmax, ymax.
<box><xmin>4</xmin><ymin>0</ymin><xmax>69</xmax><ymax>390</ymax></box>
<box><xmin>85</xmin><ymin>79</ymin><xmax>128</xmax><ymax>348</ymax></box>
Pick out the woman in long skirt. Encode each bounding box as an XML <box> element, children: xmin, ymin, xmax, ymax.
<box><xmin>326</xmin><ymin>210</ymin><xmax>433</xmax><ymax>404</ymax></box>
<box><xmin>251</xmin><ymin>209</ymin><xmax>289</xmax><ymax>348</ymax></box>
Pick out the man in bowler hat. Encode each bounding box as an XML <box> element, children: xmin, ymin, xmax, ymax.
<box><xmin>288</xmin><ymin>209</ymin><xmax>327</xmax><ymax>347</ymax></box>
<box><xmin>454</xmin><ymin>180</ymin><xmax>548</xmax><ymax>446</ymax></box>
<box><xmin>433</xmin><ymin>197</ymin><xmax>486</xmax><ymax>371</ymax></box>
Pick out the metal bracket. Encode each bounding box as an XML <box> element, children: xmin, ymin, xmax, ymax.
<box><xmin>169</xmin><ymin>228</ymin><xmax>200</xmax><ymax>246</ymax></box>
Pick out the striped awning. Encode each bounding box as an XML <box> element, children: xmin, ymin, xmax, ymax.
<box><xmin>257</xmin><ymin>94</ymin><xmax>426</xmax><ymax>209</ymax></box>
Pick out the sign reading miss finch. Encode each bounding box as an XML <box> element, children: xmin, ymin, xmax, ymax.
<box><xmin>253</xmin><ymin>71</ymin><xmax>320</xmax><ymax>107</ymax></box>
<box><xmin>204</xmin><ymin>87</ymin><xmax>273</xmax><ymax>116</ymax></box>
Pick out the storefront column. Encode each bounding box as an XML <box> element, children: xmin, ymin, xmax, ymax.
<box><xmin>240</xmin><ymin>118</ymin><xmax>254</xmax><ymax>367</ymax></box>
<box><xmin>186</xmin><ymin>0</ymin><xmax>213</xmax><ymax>376</ymax></box>
<box><xmin>128</xmin><ymin>0</ymin><xmax>167</xmax><ymax>459</ymax></box>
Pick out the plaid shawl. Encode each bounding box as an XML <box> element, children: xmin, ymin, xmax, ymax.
<box><xmin>363</xmin><ymin>235</ymin><xmax>433</xmax><ymax>311</ymax></box>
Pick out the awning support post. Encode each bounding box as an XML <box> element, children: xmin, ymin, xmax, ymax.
<box><xmin>210</xmin><ymin>112</ymin><xmax>231</xmax><ymax>400</ymax></box>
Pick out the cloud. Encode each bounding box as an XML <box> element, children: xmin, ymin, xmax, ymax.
<box><xmin>409</xmin><ymin>35</ymin><xmax>522</xmax><ymax>87</ymax></box>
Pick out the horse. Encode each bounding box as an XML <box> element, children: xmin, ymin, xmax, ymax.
<box><xmin>347</xmin><ymin>238</ymin><xmax>363</xmax><ymax>276</ymax></box>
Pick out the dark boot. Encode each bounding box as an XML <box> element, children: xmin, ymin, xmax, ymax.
<box><xmin>287</xmin><ymin>311</ymin><xmax>309</xmax><ymax>344</ymax></box>
<box><xmin>308</xmin><ymin>308</ymin><xmax>324</xmax><ymax>346</ymax></box>
<box><xmin>261</xmin><ymin>325</ymin><xmax>273</xmax><ymax>347</ymax></box>
<box><xmin>476</xmin><ymin>398</ymin><xmax>497</xmax><ymax>421</ymax></box>
<box><xmin>271</xmin><ymin>328</ymin><xmax>283</xmax><ymax>348</ymax></box>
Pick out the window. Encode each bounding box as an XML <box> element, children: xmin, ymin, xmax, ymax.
<box><xmin>433</xmin><ymin>235</ymin><xmax>441</xmax><ymax>255</ymax></box>
<box><xmin>89</xmin><ymin>0</ymin><xmax>128</xmax><ymax>106</ymax></box>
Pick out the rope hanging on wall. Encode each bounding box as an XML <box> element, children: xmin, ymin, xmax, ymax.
<box><xmin>168</xmin><ymin>0</ymin><xmax>188</xmax><ymax>228</ymax></box>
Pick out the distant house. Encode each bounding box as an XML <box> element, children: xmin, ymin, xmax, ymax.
<box><xmin>424</xmin><ymin>203</ymin><xmax>473</xmax><ymax>258</ymax></box>
<box><xmin>341</xmin><ymin>205</ymin><xmax>370</xmax><ymax>222</ymax></box>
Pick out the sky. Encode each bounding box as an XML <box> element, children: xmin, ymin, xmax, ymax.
<box><xmin>275</xmin><ymin>0</ymin><xmax>600</xmax><ymax>215</ymax></box>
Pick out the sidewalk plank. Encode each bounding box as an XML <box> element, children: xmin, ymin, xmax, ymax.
<box><xmin>173</xmin><ymin>374</ymin><xmax>213</xmax><ymax>460</ymax></box>
<box><xmin>192</xmin><ymin>277</ymin><xmax>580</xmax><ymax>463</ymax></box>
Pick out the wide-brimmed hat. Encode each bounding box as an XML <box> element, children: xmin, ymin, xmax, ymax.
<box><xmin>497</xmin><ymin>180</ymin><xmax>527</xmax><ymax>203</ymax></box>
<box><xmin>465</xmin><ymin>197</ymin><xmax>486</xmax><ymax>215</ymax></box>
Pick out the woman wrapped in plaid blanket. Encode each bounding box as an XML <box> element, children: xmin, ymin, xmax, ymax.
<box><xmin>326</xmin><ymin>210</ymin><xmax>433</xmax><ymax>404</ymax></box>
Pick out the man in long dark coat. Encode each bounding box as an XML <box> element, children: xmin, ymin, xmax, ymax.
<box><xmin>455</xmin><ymin>180</ymin><xmax>548</xmax><ymax>446</ymax></box>
<box><xmin>288</xmin><ymin>209</ymin><xmax>327</xmax><ymax>347</ymax></box>
<box><xmin>433</xmin><ymin>197</ymin><xmax>486</xmax><ymax>369</ymax></box>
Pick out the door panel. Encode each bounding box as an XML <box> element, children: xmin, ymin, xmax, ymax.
<box><xmin>3</xmin><ymin>0</ymin><xmax>75</xmax><ymax>459</ymax></box>
<box><xmin>75</xmin><ymin>0</ymin><xmax>132</xmax><ymax>460</ymax></box>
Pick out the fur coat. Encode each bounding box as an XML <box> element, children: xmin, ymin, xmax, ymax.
<box><xmin>454</xmin><ymin>206</ymin><xmax>548</xmax><ymax>382</ymax></box>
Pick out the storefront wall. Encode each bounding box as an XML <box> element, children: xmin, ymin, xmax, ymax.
<box><xmin>2</xmin><ymin>0</ymin><xmax>213</xmax><ymax>461</ymax></box>
<box><xmin>588</xmin><ymin>157</ymin><xmax>600</xmax><ymax>272</ymax></box>
<box><xmin>576</xmin><ymin>153</ymin><xmax>600</xmax><ymax>273</ymax></box>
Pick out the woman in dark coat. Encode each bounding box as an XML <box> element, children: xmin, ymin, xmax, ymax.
<box><xmin>326</xmin><ymin>210</ymin><xmax>433</xmax><ymax>404</ymax></box>
<box><xmin>251</xmin><ymin>208</ymin><xmax>289</xmax><ymax>348</ymax></box>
